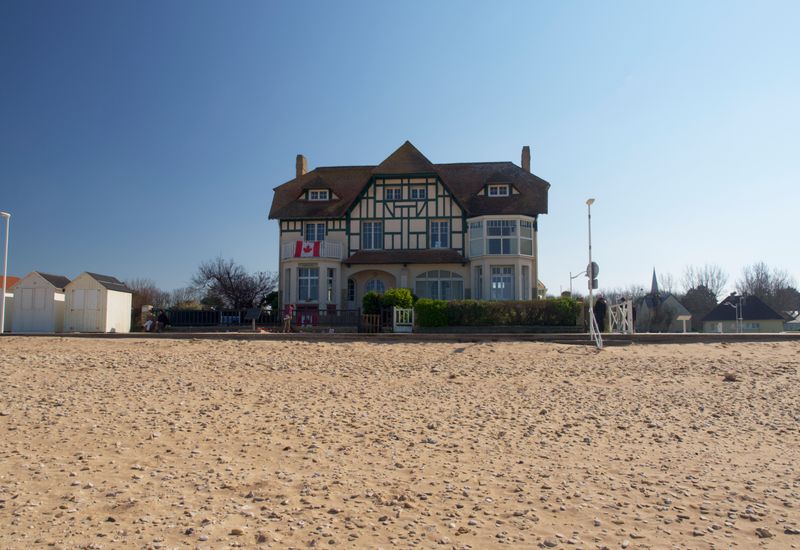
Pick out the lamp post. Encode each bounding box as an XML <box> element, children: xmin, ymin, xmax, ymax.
<box><xmin>0</xmin><ymin>211</ymin><xmax>10</xmax><ymax>334</ymax></box>
<box><xmin>586</xmin><ymin>198</ymin><xmax>595</xmax><ymax>339</ymax></box>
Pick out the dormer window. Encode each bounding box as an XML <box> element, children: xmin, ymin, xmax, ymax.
<box><xmin>488</xmin><ymin>184</ymin><xmax>510</xmax><ymax>197</ymax></box>
<box><xmin>308</xmin><ymin>189</ymin><xmax>329</xmax><ymax>201</ymax></box>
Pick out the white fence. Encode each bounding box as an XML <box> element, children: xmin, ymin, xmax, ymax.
<box><xmin>280</xmin><ymin>240</ymin><xmax>344</xmax><ymax>260</ymax></box>
<box><xmin>609</xmin><ymin>301</ymin><xmax>635</xmax><ymax>335</ymax></box>
<box><xmin>393</xmin><ymin>307</ymin><xmax>414</xmax><ymax>333</ymax></box>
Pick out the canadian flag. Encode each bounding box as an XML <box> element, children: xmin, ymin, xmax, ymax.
<box><xmin>294</xmin><ymin>240</ymin><xmax>321</xmax><ymax>257</ymax></box>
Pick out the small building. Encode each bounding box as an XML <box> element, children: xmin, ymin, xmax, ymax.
<box><xmin>702</xmin><ymin>294</ymin><xmax>785</xmax><ymax>333</ymax></box>
<box><xmin>64</xmin><ymin>272</ymin><xmax>133</xmax><ymax>333</ymax></box>
<box><xmin>787</xmin><ymin>313</ymin><xmax>800</xmax><ymax>331</ymax></box>
<box><xmin>634</xmin><ymin>270</ymin><xmax>691</xmax><ymax>333</ymax></box>
<box><xmin>11</xmin><ymin>272</ymin><xmax>70</xmax><ymax>333</ymax></box>
<box><xmin>1</xmin><ymin>275</ymin><xmax>20</xmax><ymax>332</ymax></box>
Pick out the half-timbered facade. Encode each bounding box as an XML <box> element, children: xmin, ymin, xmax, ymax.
<box><xmin>269</xmin><ymin>142</ymin><xmax>550</xmax><ymax>315</ymax></box>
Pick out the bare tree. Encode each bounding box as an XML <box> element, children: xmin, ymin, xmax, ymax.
<box><xmin>191</xmin><ymin>257</ymin><xmax>277</xmax><ymax>309</ymax></box>
<box><xmin>599</xmin><ymin>284</ymin><xmax>646</xmax><ymax>304</ymax></box>
<box><xmin>659</xmin><ymin>272</ymin><xmax>677</xmax><ymax>295</ymax></box>
<box><xmin>168</xmin><ymin>287</ymin><xmax>200</xmax><ymax>309</ymax></box>
<box><xmin>126</xmin><ymin>278</ymin><xmax>170</xmax><ymax>310</ymax></box>
<box><xmin>736</xmin><ymin>262</ymin><xmax>797</xmax><ymax>312</ymax></box>
<box><xmin>682</xmin><ymin>264</ymin><xmax>728</xmax><ymax>299</ymax></box>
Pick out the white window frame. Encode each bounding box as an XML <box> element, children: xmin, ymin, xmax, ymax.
<box><xmin>308</xmin><ymin>189</ymin><xmax>329</xmax><ymax>201</ymax></box>
<box><xmin>410</xmin><ymin>187</ymin><xmax>427</xmax><ymax>200</ymax></box>
<box><xmin>488</xmin><ymin>184</ymin><xmax>510</xmax><ymax>197</ymax></box>
<box><xmin>490</xmin><ymin>265</ymin><xmax>514</xmax><ymax>301</ymax></box>
<box><xmin>365</xmin><ymin>279</ymin><xmax>385</xmax><ymax>294</ymax></box>
<box><xmin>326</xmin><ymin>268</ymin><xmax>335</xmax><ymax>303</ymax></box>
<box><xmin>298</xmin><ymin>267</ymin><xmax>319</xmax><ymax>302</ymax></box>
<box><xmin>429</xmin><ymin>220</ymin><xmax>449</xmax><ymax>249</ymax></box>
<box><xmin>487</xmin><ymin>220</ymin><xmax>518</xmax><ymax>255</ymax></box>
<box><xmin>362</xmin><ymin>221</ymin><xmax>383</xmax><ymax>250</ymax></box>
<box><xmin>305</xmin><ymin>222</ymin><xmax>326</xmax><ymax>242</ymax></box>
<box><xmin>474</xmin><ymin>266</ymin><xmax>483</xmax><ymax>300</ymax></box>
<box><xmin>385</xmin><ymin>187</ymin><xmax>402</xmax><ymax>200</ymax></box>
<box><xmin>415</xmin><ymin>270</ymin><xmax>464</xmax><ymax>301</ymax></box>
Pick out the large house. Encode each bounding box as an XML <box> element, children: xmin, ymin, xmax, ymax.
<box><xmin>269</xmin><ymin>142</ymin><xmax>550</xmax><ymax>316</ymax></box>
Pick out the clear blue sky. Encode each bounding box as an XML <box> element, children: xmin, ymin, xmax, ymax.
<box><xmin>2</xmin><ymin>1</ymin><xmax>798</xmax><ymax>294</ymax></box>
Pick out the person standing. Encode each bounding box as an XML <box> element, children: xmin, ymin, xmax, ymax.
<box><xmin>282</xmin><ymin>304</ymin><xmax>294</xmax><ymax>333</ymax></box>
<box><xmin>157</xmin><ymin>311</ymin><xmax>170</xmax><ymax>332</ymax></box>
<box><xmin>593</xmin><ymin>296</ymin><xmax>608</xmax><ymax>332</ymax></box>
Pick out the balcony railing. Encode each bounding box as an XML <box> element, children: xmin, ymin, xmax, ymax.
<box><xmin>281</xmin><ymin>240</ymin><xmax>344</xmax><ymax>260</ymax></box>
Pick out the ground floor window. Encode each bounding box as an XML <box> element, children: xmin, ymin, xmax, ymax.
<box><xmin>522</xmin><ymin>265</ymin><xmax>530</xmax><ymax>300</ymax></box>
<box><xmin>473</xmin><ymin>266</ymin><xmax>483</xmax><ymax>300</ymax></box>
<box><xmin>284</xmin><ymin>268</ymin><xmax>291</xmax><ymax>303</ymax></box>
<box><xmin>298</xmin><ymin>267</ymin><xmax>319</xmax><ymax>302</ymax></box>
<box><xmin>490</xmin><ymin>266</ymin><xmax>514</xmax><ymax>301</ymax></box>
<box><xmin>326</xmin><ymin>268</ymin><xmax>335</xmax><ymax>302</ymax></box>
<box><xmin>415</xmin><ymin>270</ymin><xmax>464</xmax><ymax>300</ymax></box>
<box><xmin>365</xmin><ymin>279</ymin><xmax>385</xmax><ymax>294</ymax></box>
<box><xmin>347</xmin><ymin>278</ymin><xmax>355</xmax><ymax>302</ymax></box>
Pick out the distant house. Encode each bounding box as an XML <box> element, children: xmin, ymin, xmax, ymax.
<box><xmin>784</xmin><ymin>312</ymin><xmax>800</xmax><ymax>331</ymax></box>
<box><xmin>12</xmin><ymin>272</ymin><xmax>70</xmax><ymax>333</ymax></box>
<box><xmin>64</xmin><ymin>272</ymin><xmax>133</xmax><ymax>333</ymax></box>
<box><xmin>269</xmin><ymin>141</ymin><xmax>550</xmax><ymax>316</ymax></box>
<box><xmin>633</xmin><ymin>269</ymin><xmax>691</xmax><ymax>332</ymax></box>
<box><xmin>702</xmin><ymin>294</ymin><xmax>784</xmax><ymax>333</ymax></box>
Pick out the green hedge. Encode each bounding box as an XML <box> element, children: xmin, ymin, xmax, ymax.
<box><xmin>362</xmin><ymin>291</ymin><xmax>382</xmax><ymax>314</ymax></box>
<box><xmin>381</xmin><ymin>288</ymin><xmax>413</xmax><ymax>309</ymax></box>
<box><xmin>414</xmin><ymin>298</ymin><xmax>580</xmax><ymax>327</ymax></box>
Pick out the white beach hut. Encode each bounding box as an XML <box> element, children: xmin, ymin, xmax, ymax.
<box><xmin>11</xmin><ymin>272</ymin><xmax>70</xmax><ymax>333</ymax></box>
<box><xmin>64</xmin><ymin>272</ymin><xmax>133</xmax><ymax>333</ymax></box>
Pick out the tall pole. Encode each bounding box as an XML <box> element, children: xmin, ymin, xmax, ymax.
<box><xmin>0</xmin><ymin>212</ymin><xmax>10</xmax><ymax>334</ymax></box>
<box><xmin>586</xmin><ymin>199</ymin><xmax>595</xmax><ymax>339</ymax></box>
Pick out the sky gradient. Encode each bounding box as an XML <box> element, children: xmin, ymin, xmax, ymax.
<box><xmin>2</xmin><ymin>1</ymin><xmax>798</xmax><ymax>295</ymax></box>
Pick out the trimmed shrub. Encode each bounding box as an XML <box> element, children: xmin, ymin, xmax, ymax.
<box><xmin>414</xmin><ymin>298</ymin><xmax>580</xmax><ymax>327</ymax></box>
<box><xmin>414</xmin><ymin>298</ymin><xmax>448</xmax><ymax>327</ymax></box>
<box><xmin>362</xmin><ymin>291</ymin><xmax>382</xmax><ymax>314</ymax></box>
<box><xmin>381</xmin><ymin>288</ymin><xmax>413</xmax><ymax>309</ymax></box>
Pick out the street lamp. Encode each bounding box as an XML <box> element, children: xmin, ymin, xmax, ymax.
<box><xmin>0</xmin><ymin>211</ymin><xmax>10</xmax><ymax>334</ymax></box>
<box><xmin>586</xmin><ymin>199</ymin><xmax>596</xmax><ymax>340</ymax></box>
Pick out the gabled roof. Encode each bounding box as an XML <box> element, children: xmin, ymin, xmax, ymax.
<box><xmin>36</xmin><ymin>272</ymin><xmax>71</xmax><ymax>289</ymax></box>
<box><xmin>84</xmin><ymin>272</ymin><xmax>133</xmax><ymax>294</ymax></box>
<box><xmin>0</xmin><ymin>276</ymin><xmax>20</xmax><ymax>290</ymax></box>
<box><xmin>373</xmin><ymin>141</ymin><xmax>436</xmax><ymax>175</ymax></box>
<box><xmin>701</xmin><ymin>294</ymin><xmax>783</xmax><ymax>322</ymax></box>
<box><xmin>269</xmin><ymin>142</ymin><xmax>550</xmax><ymax>220</ymax></box>
<box><xmin>344</xmin><ymin>249</ymin><xmax>467</xmax><ymax>265</ymax></box>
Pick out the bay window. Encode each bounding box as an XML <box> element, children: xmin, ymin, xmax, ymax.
<box><xmin>298</xmin><ymin>267</ymin><xmax>319</xmax><ymax>302</ymax></box>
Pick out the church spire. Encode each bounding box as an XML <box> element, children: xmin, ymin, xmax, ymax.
<box><xmin>651</xmin><ymin>268</ymin><xmax>659</xmax><ymax>295</ymax></box>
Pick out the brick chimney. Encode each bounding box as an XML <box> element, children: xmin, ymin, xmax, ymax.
<box><xmin>521</xmin><ymin>146</ymin><xmax>531</xmax><ymax>172</ymax></box>
<box><xmin>296</xmin><ymin>154</ymin><xmax>307</xmax><ymax>178</ymax></box>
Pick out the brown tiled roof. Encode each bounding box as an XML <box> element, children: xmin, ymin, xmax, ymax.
<box><xmin>344</xmin><ymin>249</ymin><xmax>467</xmax><ymax>265</ymax></box>
<box><xmin>269</xmin><ymin>141</ymin><xmax>550</xmax><ymax>220</ymax></box>
<box><xmin>373</xmin><ymin>141</ymin><xmax>436</xmax><ymax>174</ymax></box>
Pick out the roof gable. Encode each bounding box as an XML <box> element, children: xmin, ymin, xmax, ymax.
<box><xmin>269</xmin><ymin>143</ymin><xmax>551</xmax><ymax>219</ymax></box>
<box><xmin>85</xmin><ymin>272</ymin><xmax>133</xmax><ymax>293</ymax></box>
<box><xmin>35</xmin><ymin>272</ymin><xmax>71</xmax><ymax>289</ymax></box>
<box><xmin>373</xmin><ymin>141</ymin><xmax>436</xmax><ymax>175</ymax></box>
<box><xmin>702</xmin><ymin>295</ymin><xmax>784</xmax><ymax>322</ymax></box>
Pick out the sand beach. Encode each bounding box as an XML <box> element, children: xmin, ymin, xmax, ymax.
<box><xmin>1</xmin><ymin>337</ymin><xmax>798</xmax><ymax>549</ymax></box>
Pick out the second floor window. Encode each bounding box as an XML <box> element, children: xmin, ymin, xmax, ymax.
<box><xmin>430</xmin><ymin>220</ymin><xmax>449</xmax><ymax>248</ymax></box>
<box><xmin>362</xmin><ymin>221</ymin><xmax>383</xmax><ymax>249</ymax></box>
<box><xmin>488</xmin><ymin>184</ymin><xmax>510</xmax><ymax>196</ymax></box>
<box><xmin>487</xmin><ymin>220</ymin><xmax>518</xmax><ymax>254</ymax></box>
<box><xmin>410</xmin><ymin>187</ymin><xmax>427</xmax><ymax>200</ymax></box>
<box><xmin>385</xmin><ymin>187</ymin><xmax>402</xmax><ymax>200</ymax></box>
<box><xmin>308</xmin><ymin>189</ymin><xmax>329</xmax><ymax>201</ymax></box>
<box><xmin>305</xmin><ymin>222</ymin><xmax>325</xmax><ymax>241</ymax></box>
